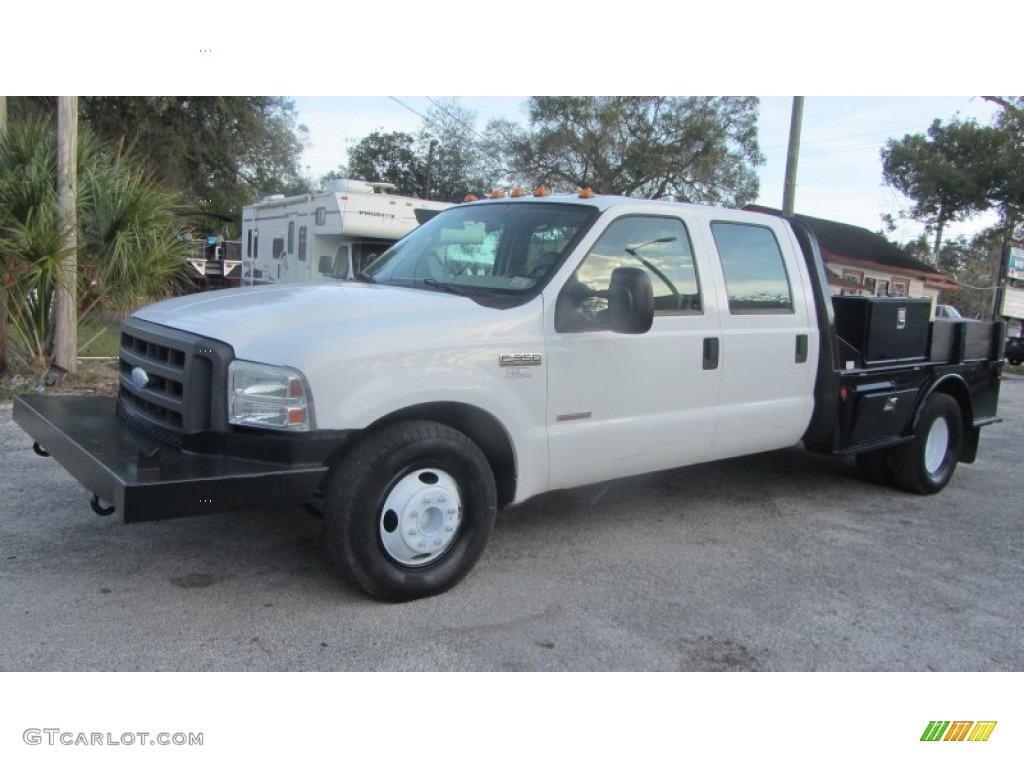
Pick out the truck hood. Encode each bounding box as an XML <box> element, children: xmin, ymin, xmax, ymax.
<box><xmin>133</xmin><ymin>283</ymin><xmax>530</xmax><ymax>365</ymax></box>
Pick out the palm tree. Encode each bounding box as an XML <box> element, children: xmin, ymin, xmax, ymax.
<box><xmin>0</xmin><ymin>117</ymin><xmax>189</xmax><ymax>369</ymax></box>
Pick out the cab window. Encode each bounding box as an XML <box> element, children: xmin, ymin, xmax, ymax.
<box><xmin>711</xmin><ymin>222</ymin><xmax>794</xmax><ymax>313</ymax></box>
<box><xmin>558</xmin><ymin>216</ymin><xmax>700</xmax><ymax>331</ymax></box>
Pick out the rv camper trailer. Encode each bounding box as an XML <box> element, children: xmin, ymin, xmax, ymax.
<box><xmin>240</xmin><ymin>179</ymin><xmax>451</xmax><ymax>286</ymax></box>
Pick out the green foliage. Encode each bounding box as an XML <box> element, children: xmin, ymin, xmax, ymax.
<box><xmin>0</xmin><ymin>117</ymin><xmax>189</xmax><ymax>369</ymax></box>
<box><xmin>79</xmin><ymin>162</ymin><xmax>191</xmax><ymax>312</ymax></box>
<box><xmin>903</xmin><ymin>229</ymin><xmax>1004</xmax><ymax>319</ymax></box>
<box><xmin>8</xmin><ymin>97</ymin><xmax>311</xmax><ymax>238</ymax></box>
<box><xmin>416</xmin><ymin>98</ymin><xmax>490</xmax><ymax>202</ymax></box>
<box><xmin>342</xmin><ymin>131</ymin><xmax>423</xmax><ymax>195</ymax></box>
<box><xmin>339</xmin><ymin>97</ymin><xmax>764</xmax><ymax>206</ymax></box>
<box><xmin>881</xmin><ymin>118</ymin><xmax>999</xmax><ymax>255</ymax></box>
<box><xmin>1</xmin><ymin>202</ymin><xmax>75</xmax><ymax>364</ymax></box>
<box><xmin>493</xmin><ymin>97</ymin><xmax>764</xmax><ymax>205</ymax></box>
<box><xmin>986</xmin><ymin>97</ymin><xmax>1024</xmax><ymax>226</ymax></box>
<box><xmin>331</xmin><ymin>100</ymin><xmax>491</xmax><ymax>202</ymax></box>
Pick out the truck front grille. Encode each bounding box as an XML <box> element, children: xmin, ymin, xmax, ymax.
<box><xmin>116</xmin><ymin>318</ymin><xmax>233</xmax><ymax>444</ymax></box>
<box><xmin>119</xmin><ymin>334</ymin><xmax>187</xmax><ymax>429</ymax></box>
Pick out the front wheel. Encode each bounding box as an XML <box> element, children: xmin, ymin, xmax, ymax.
<box><xmin>889</xmin><ymin>393</ymin><xmax>963</xmax><ymax>495</ymax></box>
<box><xmin>324</xmin><ymin>420</ymin><xmax>497</xmax><ymax>601</ymax></box>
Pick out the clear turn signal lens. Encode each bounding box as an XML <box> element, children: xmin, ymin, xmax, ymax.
<box><xmin>228</xmin><ymin>361</ymin><xmax>311</xmax><ymax>431</ymax></box>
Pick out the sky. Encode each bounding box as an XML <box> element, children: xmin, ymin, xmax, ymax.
<box><xmin>289</xmin><ymin>95</ymin><xmax>1005</xmax><ymax>245</ymax></box>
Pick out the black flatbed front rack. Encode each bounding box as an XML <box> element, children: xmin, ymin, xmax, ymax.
<box><xmin>13</xmin><ymin>395</ymin><xmax>327</xmax><ymax>523</ymax></box>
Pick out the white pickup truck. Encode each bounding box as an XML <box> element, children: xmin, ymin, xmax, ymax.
<box><xmin>14</xmin><ymin>191</ymin><xmax>1004</xmax><ymax>600</ymax></box>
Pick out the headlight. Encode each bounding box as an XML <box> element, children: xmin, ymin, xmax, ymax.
<box><xmin>228</xmin><ymin>361</ymin><xmax>312</xmax><ymax>432</ymax></box>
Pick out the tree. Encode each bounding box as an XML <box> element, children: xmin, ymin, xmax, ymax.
<box><xmin>77</xmin><ymin>97</ymin><xmax>310</xmax><ymax>234</ymax></box>
<box><xmin>934</xmin><ymin>230</ymin><xmax>1004</xmax><ymax>319</ymax></box>
<box><xmin>0</xmin><ymin>117</ymin><xmax>189</xmax><ymax>369</ymax></box>
<box><xmin>493</xmin><ymin>97</ymin><xmax>764</xmax><ymax>205</ymax></box>
<box><xmin>881</xmin><ymin>118</ymin><xmax>999</xmax><ymax>260</ymax></box>
<box><xmin>341</xmin><ymin>130</ymin><xmax>423</xmax><ymax>195</ymax></box>
<box><xmin>333</xmin><ymin>100</ymin><xmax>492</xmax><ymax>202</ymax></box>
<box><xmin>985</xmin><ymin>97</ymin><xmax>1024</xmax><ymax>230</ymax></box>
<box><xmin>416</xmin><ymin>98</ymin><xmax>490</xmax><ymax>202</ymax></box>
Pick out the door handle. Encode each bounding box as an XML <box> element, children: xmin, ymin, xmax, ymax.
<box><xmin>795</xmin><ymin>334</ymin><xmax>808</xmax><ymax>363</ymax></box>
<box><xmin>703</xmin><ymin>337</ymin><xmax>719</xmax><ymax>370</ymax></box>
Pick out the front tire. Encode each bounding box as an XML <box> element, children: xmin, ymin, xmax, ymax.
<box><xmin>324</xmin><ymin>420</ymin><xmax>497</xmax><ymax>601</ymax></box>
<box><xmin>889</xmin><ymin>393</ymin><xmax>963</xmax><ymax>495</ymax></box>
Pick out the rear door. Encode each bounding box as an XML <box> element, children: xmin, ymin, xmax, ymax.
<box><xmin>701</xmin><ymin>215</ymin><xmax>818</xmax><ymax>460</ymax></box>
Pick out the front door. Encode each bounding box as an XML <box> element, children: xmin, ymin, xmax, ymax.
<box><xmin>546</xmin><ymin>213</ymin><xmax>722</xmax><ymax>490</ymax></box>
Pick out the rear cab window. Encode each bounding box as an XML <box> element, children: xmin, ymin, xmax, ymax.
<box><xmin>710</xmin><ymin>221</ymin><xmax>794</xmax><ymax>314</ymax></box>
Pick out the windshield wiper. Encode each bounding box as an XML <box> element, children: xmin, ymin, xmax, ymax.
<box><xmin>353</xmin><ymin>271</ymin><xmax>376</xmax><ymax>283</ymax></box>
<box><xmin>421</xmin><ymin>279</ymin><xmax>498</xmax><ymax>298</ymax></box>
<box><xmin>422</xmin><ymin>278</ymin><xmax>472</xmax><ymax>296</ymax></box>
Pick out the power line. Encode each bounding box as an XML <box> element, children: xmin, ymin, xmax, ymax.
<box><xmin>423</xmin><ymin>96</ymin><xmax>489</xmax><ymax>142</ymax></box>
<box><xmin>388</xmin><ymin>96</ymin><xmax>490</xmax><ymax>143</ymax></box>
<box><xmin>388</xmin><ymin>96</ymin><xmax>429</xmax><ymax>122</ymax></box>
<box><xmin>760</xmin><ymin>125</ymin><xmax>930</xmax><ymax>154</ymax></box>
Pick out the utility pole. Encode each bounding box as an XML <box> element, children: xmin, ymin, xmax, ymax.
<box><xmin>782</xmin><ymin>96</ymin><xmax>804</xmax><ymax>216</ymax></box>
<box><xmin>53</xmin><ymin>96</ymin><xmax>78</xmax><ymax>376</ymax></box>
<box><xmin>424</xmin><ymin>139</ymin><xmax>438</xmax><ymax>199</ymax></box>
<box><xmin>990</xmin><ymin>222</ymin><xmax>1016</xmax><ymax>322</ymax></box>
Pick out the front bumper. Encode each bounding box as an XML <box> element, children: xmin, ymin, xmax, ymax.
<box><xmin>13</xmin><ymin>395</ymin><xmax>328</xmax><ymax>523</ymax></box>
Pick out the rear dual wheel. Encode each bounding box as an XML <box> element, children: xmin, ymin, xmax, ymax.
<box><xmin>888</xmin><ymin>393</ymin><xmax>963</xmax><ymax>495</ymax></box>
<box><xmin>324</xmin><ymin>420</ymin><xmax>497</xmax><ymax>601</ymax></box>
<box><xmin>856</xmin><ymin>393</ymin><xmax>963</xmax><ymax>495</ymax></box>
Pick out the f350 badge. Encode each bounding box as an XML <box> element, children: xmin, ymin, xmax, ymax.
<box><xmin>499</xmin><ymin>353</ymin><xmax>542</xmax><ymax>367</ymax></box>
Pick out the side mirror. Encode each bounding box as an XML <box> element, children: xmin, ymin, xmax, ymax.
<box><xmin>318</xmin><ymin>255</ymin><xmax>333</xmax><ymax>275</ymax></box>
<box><xmin>608</xmin><ymin>267</ymin><xmax>653</xmax><ymax>334</ymax></box>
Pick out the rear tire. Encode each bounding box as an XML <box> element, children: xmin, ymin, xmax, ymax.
<box><xmin>324</xmin><ymin>420</ymin><xmax>497</xmax><ymax>601</ymax></box>
<box><xmin>889</xmin><ymin>393</ymin><xmax>962</xmax><ymax>495</ymax></box>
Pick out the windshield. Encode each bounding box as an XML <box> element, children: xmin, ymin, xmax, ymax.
<box><xmin>363</xmin><ymin>202</ymin><xmax>597</xmax><ymax>298</ymax></box>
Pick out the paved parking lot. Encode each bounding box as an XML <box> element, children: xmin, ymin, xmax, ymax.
<box><xmin>1</xmin><ymin>376</ymin><xmax>1022</xmax><ymax>671</ymax></box>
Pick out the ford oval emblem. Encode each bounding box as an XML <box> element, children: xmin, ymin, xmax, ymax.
<box><xmin>131</xmin><ymin>367</ymin><xmax>150</xmax><ymax>389</ymax></box>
